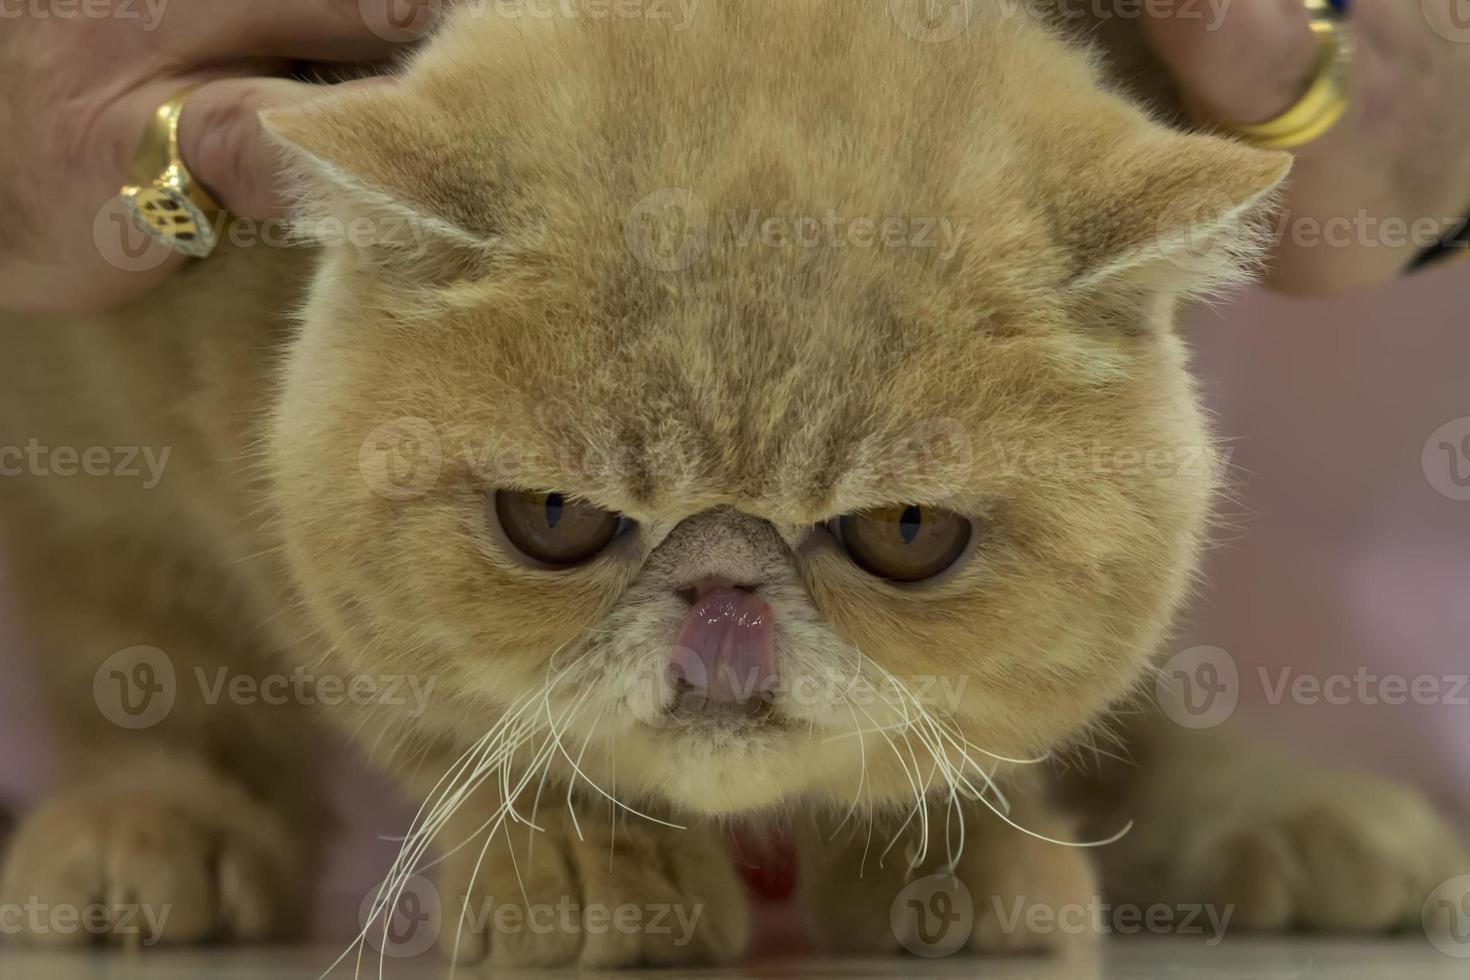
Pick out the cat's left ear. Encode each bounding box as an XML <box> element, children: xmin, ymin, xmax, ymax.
<box><xmin>1059</xmin><ymin>131</ymin><xmax>1292</xmax><ymax>294</ymax></box>
<box><xmin>262</xmin><ymin>84</ymin><xmax>502</xmax><ymax>274</ymax></box>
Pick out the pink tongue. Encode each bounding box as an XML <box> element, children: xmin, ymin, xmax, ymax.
<box><xmin>671</xmin><ymin>589</ymin><xmax>777</xmax><ymax>706</ymax></box>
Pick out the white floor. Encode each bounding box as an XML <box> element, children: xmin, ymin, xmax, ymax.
<box><xmin>0</xmin><ymin>938</ymin><xmax>1464</xmax><ymax>979</ymax></box>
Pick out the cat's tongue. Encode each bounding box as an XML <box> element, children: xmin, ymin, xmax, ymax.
<box><xmin>670</xmin><ymin>589</ymin><xmax>777</xmax><ymax>707</ymax></box>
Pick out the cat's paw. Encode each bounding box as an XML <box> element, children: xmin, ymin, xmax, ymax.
<box><xmin>436</xmin><ymin>808</ymin><xmax>748</xmax><ymax>969</ymax></box>
<box><xmin>0</xmin><ymin>763</ymin><xmax>302</xmax><ymax>946</ymax></box>
<box><xmin>802</xmin><ymin>800</ymin><xmax>1100</xmax><ymax>956</ymax></box>
<box><xmin>1180</xmin><ymin>773</ymin><xmax>1470</xmax><ymax>932</ymax></box>
<box><xmin>961</xmin><ymin>827</ymin><xmax>1100</xmax><ymax>954</ymax></box>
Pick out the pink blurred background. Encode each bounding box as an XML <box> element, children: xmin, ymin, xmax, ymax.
<box><xmin>2</xmin><ymin>260</ymin><xmax>1468</xmax><ymax>932</ymax></box>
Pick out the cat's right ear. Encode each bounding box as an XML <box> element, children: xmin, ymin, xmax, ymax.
<box><xmin>262</xmin><ymin>85</ymin><xmax>501</xmax><ymax>277</ymax></box>
<box><xmin>1056</xmin><ymin>130</ymin><xmax>1292</xmax><ymax>298</ymax></box>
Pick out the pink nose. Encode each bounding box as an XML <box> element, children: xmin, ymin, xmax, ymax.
<box><xmin>670</xmin><ymin>582</ymin><xmax>777</xmax><ymax>708</ymax></box>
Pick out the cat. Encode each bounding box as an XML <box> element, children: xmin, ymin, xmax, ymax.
<box><xmin>0</xmin><ymin>0</ymin><xmax>1464</xmax><ymax>968</ymax></box>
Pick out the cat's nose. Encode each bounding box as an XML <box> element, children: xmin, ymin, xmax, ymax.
<box><xmin>674</xmin><ymin>576</ymin><xmax>758</xmax><ymax>606</ymax></box>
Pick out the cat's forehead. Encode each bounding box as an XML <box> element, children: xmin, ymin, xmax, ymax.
<box><xmin>305</xmin><ymin>1</ymin><xmax>1251</xmax><ymax>519</ymax></box>
<box><xmin>413</xmin><ymin>231</ymin><xmax>1093</xmax><ymax>524</ymax></box>
<box><xmin>379</xmin><ymin>6</ymin><xmax>1120</xmax><ymax>517</ymax></box>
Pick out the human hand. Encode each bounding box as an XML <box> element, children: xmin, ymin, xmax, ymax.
<box><xmin>0</xmin><ymin>0</ymin><xmax>438</xmax><ymax>314</ymax></box>
<box><xmin>1143</xmin><ymin>0</ymin><xmax>1470</xmax><ymax>293</ymax></box>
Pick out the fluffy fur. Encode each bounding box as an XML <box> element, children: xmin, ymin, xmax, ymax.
<box><xmin>0</xmin><ymin>0</ymin><xmax>1463</xmax><ymax>966</ymax></box>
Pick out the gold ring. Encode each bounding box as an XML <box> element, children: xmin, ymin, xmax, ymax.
<box><xmin>119</xmin><ymin>85</ymin><xmax>221</xmax><ymax>259</ymax></box>
<box><xmin>1224</xmin><ymin>0</ymin><xmax>1353</xmax><ymax>150</ymax></box>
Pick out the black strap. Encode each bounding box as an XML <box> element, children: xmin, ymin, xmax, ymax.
<box><xmin>1412</xmin><ymin>215</ymin><xmax>1470</xmax><ymax>271</ymax></box>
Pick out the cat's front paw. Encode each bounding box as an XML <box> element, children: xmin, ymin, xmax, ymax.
<box><xmin>1179</xmin><ymin>772</ymin><xmax>1470</xmax><ymax>932</ymax></box>
<box><xmin>435</xmin><ymin>805</ymin><xmax>748</xmax><ymax>969</ymax></box>
<box><xmin>0</xmin><ymin>761</ymin><xmax>303</xmax><ymax>946</ymax></box>
<box><xmin>802</xmin><ymin>798</ymin><xmax>1100</xmax><ymax>956</ymax></box>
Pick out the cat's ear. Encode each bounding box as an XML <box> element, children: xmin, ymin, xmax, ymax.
<box><xmin>1058</xmin><ymin>131</ymin><xmax>1291</xmax><ymax>294</ymax></box>
<box><xmin>262</xmin><ymin>85</ymin><xmax>501</xmax><ymax>276</ymax></box>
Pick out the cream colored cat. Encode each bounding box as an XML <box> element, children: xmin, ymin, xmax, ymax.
<box><xmin>0</xmin><ymin>0</ymin><xmax>1464</xmax><ymax>967</ymax></box>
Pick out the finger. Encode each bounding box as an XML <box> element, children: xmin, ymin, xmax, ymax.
<box><xmin>1143</xmin><ymin>0</ymin><xmax>1317</xmax><ymax>124</ymax></box>
<box><xmin>176</xmin><ymin>77</ymin><xmax>386</xmax><ymax>220</ymax></box>
<box><xmin>46</xmin><ymin>75</ymin><xmax>382</xmax><ymax>315</ymax></box>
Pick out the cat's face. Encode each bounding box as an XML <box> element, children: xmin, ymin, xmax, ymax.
<box><xmin>265</xmin><ymin>1</ymin><xmax>1286</xmax><ymax>814</ymax></box>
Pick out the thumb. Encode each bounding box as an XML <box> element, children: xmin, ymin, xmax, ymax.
<box><xmin>1143</xmin><ymin>0</ymin><xmax>1319</xmax><ymax>124</ymax></box>
<box><xmin>175</xmin><ymin>77</ymin><xmax>346</xmax><ymax>221</ymax></box>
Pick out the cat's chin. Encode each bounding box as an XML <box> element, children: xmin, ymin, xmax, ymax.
<box><xmin>627</xmin><ymin>720</ymin><xmax>805</xmax><ymax>815</ymax></box>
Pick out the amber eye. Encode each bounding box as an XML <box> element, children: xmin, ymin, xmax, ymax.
<box><xmin>493</xmin><ymin>491</ymin><xmax>622</xmax><ymax>567</ymax></box>
<box><xmin>838</xmin><ymin>506</ymin><xmax>973</xmax><ymax>583</ymax></box>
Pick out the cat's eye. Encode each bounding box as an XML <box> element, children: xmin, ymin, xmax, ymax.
<box><xmin>836</xmin><ymin>506</ymin><xmax>973</xmax><ymax>583</ymax></box>
<box><xmin>492</xmin><ymin>491</ymin><xmax>623</xmax><ymax>567</ymax></box>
